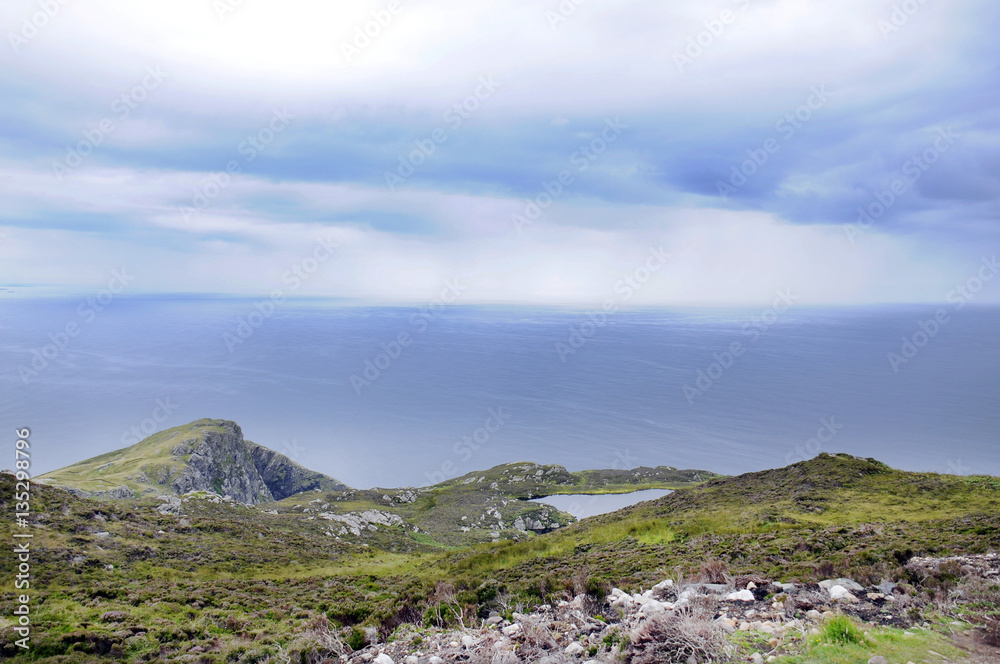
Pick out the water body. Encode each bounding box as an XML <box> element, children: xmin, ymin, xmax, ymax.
<box><xmin>1</xmin><ymin>297</ymin><xmax>998</xmax><ymax>488</ymax></box>
<box><xmin>530</xmin><ymin>489</ymin><xmax>673</xmax><ymax>519</ymax></box>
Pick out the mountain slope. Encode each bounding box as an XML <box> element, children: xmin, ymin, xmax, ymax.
<box><xmin>38</xmin><ymin>419</ymin><xmax>348</xmax><ymax>504</ymax></box>
<box><xmin>444</xmin><ymin>453</ymin><xmax>1000</xmax><ymax>592</ymax></box>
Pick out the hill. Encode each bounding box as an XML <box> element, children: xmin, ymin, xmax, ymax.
<box><xmin>36</xmin><ymin>419</ymin><xmax>349</xmax><ymax>504</ymax></box>
<box><xmin>1</xmin><ymin>453</ymin><xmax>997</xmax><ymax>662</ymax></box>
<box><xmin>272</xmin><ymin>461</ymin><xmax>720</xmax><ymax>548</ymax></box>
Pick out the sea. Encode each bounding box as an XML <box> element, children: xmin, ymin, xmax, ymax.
<box><xmin>1</xmin><ymin>296</ymin><xmax>997</xmax><ymax>489</ymax></box>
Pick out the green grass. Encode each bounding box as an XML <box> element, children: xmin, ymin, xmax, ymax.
<box><xmin>3</xmin><ymin>453</ymin><xmax>997</xmax><ymax>661</ymax></box>
<box><xmin>777</xmin><ymin>624</ymin><xmax>965</xmax><ymax>664</ymax></box>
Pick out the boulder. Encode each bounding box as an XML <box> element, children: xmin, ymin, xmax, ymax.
<box><xmin>819</xmin><ymin>578</ymin><xmax>863</xmax><ymax>592</ymax></box>
<box><xmin>726</xmin><ymin>589</ymin><xmax>756</xmax><ymax>602</ymax></box>
<box><xmin>829</xmin><ymin>585</ymin><xmax>859</xmax><ymax>603</ymax></box>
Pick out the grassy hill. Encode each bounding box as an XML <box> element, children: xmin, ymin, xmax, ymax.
<box><xmin>443</xmin><ymin>453</ymin><xmax>1000</xmax><ymax>594</ymax></box>
<box><xmin>37</xmin><ymin>419</ymin><xmax>348</xmax><ymax>503</ymax></box>
<box><xmin>1</xmin><ymin>453</ymin><xmax>996</xmax><ymax>662</ymax></box>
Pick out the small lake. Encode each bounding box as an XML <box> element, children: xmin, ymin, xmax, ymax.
<box><xmin>529</xmin><ymin>489</ymin><xmax>673</xmax><ymax>519</ymax></box>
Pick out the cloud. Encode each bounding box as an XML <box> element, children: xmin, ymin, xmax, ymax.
<box><xmin>1</xmin><ymin>0</ymin><xmax>998</xmax><ymax>303</ymax></box>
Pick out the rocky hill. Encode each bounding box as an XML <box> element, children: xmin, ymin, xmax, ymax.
<box><xmin>37</xmin><ymin>419</ymin><xmax>348</xmax><ymax>504</ymax></box>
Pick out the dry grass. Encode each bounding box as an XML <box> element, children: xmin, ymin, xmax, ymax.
<box><xmin>627</xmin><ymin>607</ymin><xmax>733</xmax><ymax>664</ymax></box>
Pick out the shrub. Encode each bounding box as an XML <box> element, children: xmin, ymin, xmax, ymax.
<box><xmin>697</xmin><ymin>559</ymin><xmax>730</xmax><ymax>584</ymax></box>
<box><xmin>346</xmin><ymin>627</ymin><xmax>366</xmax><ymax>651</ymax></box>
<box><xmin>627</xmin><ymin>609</ymin><xmax>731</xmax><ymax>664</ymax></box>
<box><xmin>818</xmin><ymin>614</ymin><xmax>869</xmax><ymax>646</ymax></box>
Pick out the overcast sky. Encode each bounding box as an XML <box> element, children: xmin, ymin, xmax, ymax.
<box><xmin>1</xmin><ymin>0</ymin><xmax>997</xmax><ymax>305</ymax></box>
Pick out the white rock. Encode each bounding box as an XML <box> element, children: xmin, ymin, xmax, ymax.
<box><xmin>373</xmin><ymin>655</ymin><xmax>394</xmax><ymax>664</ymax></box>
<box><xmin>726</xmin><ymin>589</ymin><xmax>755</xmax><ymax>602</ymax></box>
<box><xmin>651</xmin><ymin>579</ymin><xmax>674</xmax><ymax>591</ymax></box>
<box><xmin>461</xmin><ymin>635</ymin><xmax>477</xmax><ymax>648</ymax></box>
<box><xmin>404</xmin><ymin>657</ymin><xmax>419</xmax><ymax>664</ymax></box>
<box><xmin>829</xmin><ymin>585</ymin><xmax>859</xmax><ymax>603</ymax></box>
<box><xmin>750</xmin><ymin>653</ymin><xmax>764</xmax><ymax>664</ymax></box>
<box><xmin>502</xmin><ymin>624</ymin><xmax>521</xmax><ymax>636</ymax></box>
<box><xmin>429</xmin><ymin>658</ymin><xmax>445</xmax><ymax>664</ymax></box>
<box><xmin>565</xmin><ymin>642</ymin><xmax>585</xmax><ymax>655</ymax></box>
<box><xmin>637</xmin><ymin>600</ymin><xmax>666</xmax><ymax>617</ymax></box>
<box><xmin>677</xmin><ymin>589</ymin><xmax>697</xmax><ymax>602</ymax></box>
<box><xmin>867</xmin><ymin>657</ymin><xmax>888</xmax><ymax>664</ymax></box>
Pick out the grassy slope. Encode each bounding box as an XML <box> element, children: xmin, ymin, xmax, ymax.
<box><xmin>2</xmin><ymin>453</ymin><xmax>996</xmax><ymax>662</ymax></box>
<box><xmin>36</xmin><ymin>419</ymin><xmax>234</xmax><ymax>495</ymax></box>
<box><xmin>441</xmin><ymin>454</ymin><xmax>1000</xmax><ymax>592</ymax></box>
<box><xmin>37</xmin><ymin>421</ymin><xmax>233</xmax><ymax>495</ymax></box>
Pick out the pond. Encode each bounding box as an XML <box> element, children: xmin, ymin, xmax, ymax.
<box><xmin>529</xmin><ymin>489</ymin><xmax>673</xmax><ymax>519</ymax></box>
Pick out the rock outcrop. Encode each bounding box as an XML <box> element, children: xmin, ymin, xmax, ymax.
<box><xmin>39</xmin><ymin>419</ymin><xmax>349</xmax><ymax>506</ymax></box>
<box><xmin>169</xmin><ymin>421</ymin><xmax>347</xmax><ymax>504</ymax></box>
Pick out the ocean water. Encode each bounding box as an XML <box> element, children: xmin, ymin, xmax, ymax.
<box><xmin>1</xmin><ymin>296</ymin><xmax>997</xmax><ymax>489</ymax></box>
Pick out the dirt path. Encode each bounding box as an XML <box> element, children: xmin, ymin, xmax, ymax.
<box><xmin>950</xmin><ymin>629</ymin><xmax>999</xmax><ymax>663</ymax></box>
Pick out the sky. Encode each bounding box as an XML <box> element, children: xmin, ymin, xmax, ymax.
<box><xmin>1</xmin><ymin>0</ymin><xmax>998</xmax><ymax>306</ymax></box>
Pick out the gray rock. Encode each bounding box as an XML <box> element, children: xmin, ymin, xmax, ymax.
<box><xmin>169</xmin><ymin>421</ymin><xmax>348</xmax><ymax>504</ymax></box>
<box><xmin>819</xmin><ymin>578</ymin><xmax>864</xmax><ymax>592</ymax></box>
<box><xmin>867</xmin><ymin>657</ymin><xmax>888</xmax><ymax>664</ymax></box>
